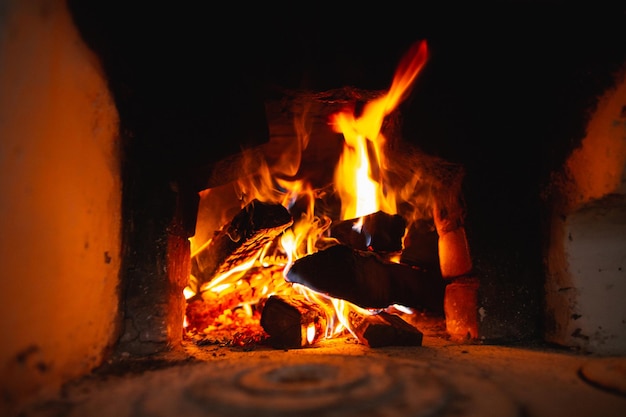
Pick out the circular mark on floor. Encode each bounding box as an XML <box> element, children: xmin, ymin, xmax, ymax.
<box><xmin>182</xmin><ymin>355</ymin><xmax>520</xmax><ymax>417</ymax></box>
<box><xmin>579</xmin><ymin>357</ymin><xmax>626</xmax><ymax>397</ymax></box>
<box><xmin>34</xmin><ymin>354</ymin><xmax>521</xmax><ymax>417</ymax></box>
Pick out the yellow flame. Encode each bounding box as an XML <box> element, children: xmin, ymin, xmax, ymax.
<box><xmin>201</xmin><ymin>256</ymin><xmax>258</xmax><ymax>294</ymax></box>
<box><xmin>332</xmin><ymin>126</ymin><xmax>380</xmax><ymax>219</ymax></box>
<box><xmin>183</xmin><ymin>286</ymin><xmax>196</xmax><ymax>300</ymax></box>
<box><xmin>306</xmin><ymin>323</ymin><xmax>316</xmax><ymax>345</ymax></box>
<box><xmin>186</xmin><ymin>40</ymin><xmax>430</xmax><ymax>343</ymax></box>
<box><xmin>242</xmin><ymin>303</ymin><xmax>253</xmax><ymax>317</ymax></box>
<box><xmin>290</xmin><ymin>282</ymin><xmax>375</xmax><ymax>340</ymax></box>
<box><xmin>332</xmin><ymin>40</ymin><xmax>429</xmax><ymax>221</ymax></box>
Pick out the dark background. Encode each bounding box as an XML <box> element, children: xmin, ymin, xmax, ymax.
<box><xmin>68</xmin><ymin>1</ymin><xmax>626</xmax><ymax>342</ymax></box>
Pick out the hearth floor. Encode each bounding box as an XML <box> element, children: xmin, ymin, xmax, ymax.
<box><xmin>13</xmin><ymin>335</ymin><xmax>626</xmax><ymax>417</ymax></box>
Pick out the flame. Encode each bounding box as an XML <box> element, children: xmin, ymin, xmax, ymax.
<box><xmin>331</xmin><ymin>40</ymin><xmax>428</xmax><ymax>221</ymax></box>
<box><xmin>183</xmin><ymin>285</ymin><xmax>196</xmax><ymax>300</ymax></box>
<box><xmin>186</xmin><ymin>40</ymin><xmax>429</xmax><ymax>346</ymax></box>
<box><xmin>305</xmin><ymin>323</ymin><xmax>316</xmax><ymax>345</ymax></box>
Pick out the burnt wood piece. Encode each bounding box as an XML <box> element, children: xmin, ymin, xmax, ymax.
<box><xmin>260</xmin><ymin>295</ymin><xmax>327</xmax><ymax>349</ymax></box>
<box><xmin>349</xmin><ymin>311</ymin><xmax>423</xmax><ymax>347</ymax></box>
<box><xmin>191</xmin><ymin>199</ymin><xmax>293</xmax><ymax>289</ymax></box>
<box><xmin>400</xmin><ymin>218</ymin><xmax>440</xmax><ymax>271</ymax></box>
<box><xmin>330</xmin><ymin>211</ymin><xmax>407</xmax><ymax>253</ymax></box>
<box><xmin>286</xmin><ymin>244</ymin><xmax>446</xmax><ymax>311</ymax></box>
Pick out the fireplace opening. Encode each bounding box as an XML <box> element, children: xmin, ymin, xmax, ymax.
<box><xmin>61</xmin><ymin>1</ymin><xmax>626</xmax><ymax>356</ymax></box>
<box><xmin>181</xmin><ymin>40</ymin><xmax>479</xmax><ymax>350</ymax></box>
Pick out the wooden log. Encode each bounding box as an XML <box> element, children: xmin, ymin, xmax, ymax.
<box><xmin>330</xmin><ymin>210</ymin><xmax>407</xmax><ymax>254</ymax></box>
<box><xmin>260</xmin><ymin>294</ymin><xmax>327</xmax><ymax>349</ymax></box>
<box><xmin>191</xmin><ymin>199</ymin><xmax>293</xmax><ymax>290</ymax></box>
<box><xmin>399</xmin><ymin>218</ymin><xmax>440</xmax><ymax>272</ymax></box>
<box><xmin>349</xmin><ymin>311</ymin><xmax>423</xmax><ymax>347</ymax></box>
<box><xmin>285</xmin><ymin>243</ymin><xmax>445</xmax><ymax>311</ymax></box>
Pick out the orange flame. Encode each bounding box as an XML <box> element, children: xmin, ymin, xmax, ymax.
<box><xmin>331</xmin><ymin>40</ymin><xmax>428</xmax><ymax>220</ymax></box>
<box><xmin>186</xmin><ymin>40</ymin><xmax>430</xmax><ymax>345</ymax></box>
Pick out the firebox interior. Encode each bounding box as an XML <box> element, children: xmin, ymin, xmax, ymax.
<box><xmin>66</xmin><ymin>2</ymin><xmax>626</xmax><ymax>350</ymax></box>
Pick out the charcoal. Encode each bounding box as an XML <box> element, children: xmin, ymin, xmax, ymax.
<box><xmin>330</xmin><ymin>210</ymin><xmax>407</xmax><ymax>253</ymax></box>
<box><xmin>286</xmin><ymin>243</ymin><xmax>445</xmax><ymax>311</ymax></box>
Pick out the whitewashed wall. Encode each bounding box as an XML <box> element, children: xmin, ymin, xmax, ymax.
<box><xmin>545</xmin><ymin>70</ymin><xmax>626</xmax><ymax>354</ymax></box>
<box><xmin>0</xmin><ymin>0</ymin><xmax>121</xmax><ymax>411</ymax></box>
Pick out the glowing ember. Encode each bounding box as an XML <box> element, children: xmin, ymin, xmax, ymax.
<box><xmin>305</xmin><ymin>323</ymin><xmax>316</xmax><ymax>345</ymax></box>
<box><xmin>185</xmin><ymin>40</ymin><xmax>432</xmax><ymax>347</ymax></box>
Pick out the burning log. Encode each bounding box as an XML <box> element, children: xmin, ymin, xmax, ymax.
<box><xmin>330</xmin><ymin>210</ymin><xmax>407</xmax><ymax>254</ymax></box>
<box><xmin>191</xmin><ymin>199</ymin><xmax>293</xmax><ymax>290</ymax></box>
<box><xmin>400</xmin><ymin>218</ymin><xmax>440</xmax><ymax>272</ymax></box>
<box><xmin>260</xmin><ymin>294</ymin><xmax>327</xmax><ymax>349</ymax></box>
<box><xmin>286</xmin><ymin>244</ymin><xmax>445</xmax><ymax>312</ymax></box>
<box><xmin>349</xmin><ymin>311</ymin><xmax>423</xmax><ymax>348</ymax></box>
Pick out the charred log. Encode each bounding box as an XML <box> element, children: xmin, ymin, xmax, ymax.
<box><xmin>400</xmin><ymin>218</ymin><xmax>440</xmax><ymax>271</ymax></box>
<box><xmin>285</xmin><ymin>244</ymin><xmax>446</xmax><ymax>312</ymax></box>
<box><xmin>260</xmin><ymin>294</ymin><xmax>327</xmax><ymax>349</ymax></box>
<box><xmin>349</xmin><ymin>311</ymin><xmax>423</xmax><ymax>347</ymax></box>
<box><xmin>191</xmin><ymin>199</ymin><xmax>293</xmax><ymax>290</ymax></box>
<box><xmin>330</xmin><ymin>210</ymin><xmax>407</xmax><ymax>254</ymax></box>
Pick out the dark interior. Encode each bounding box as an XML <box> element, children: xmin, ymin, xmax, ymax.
<box><xmin>67</xmin><ymin>2</ymin><xmax>626</xmax><ymax>348</ymax></box>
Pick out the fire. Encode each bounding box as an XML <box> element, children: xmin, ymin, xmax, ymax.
<box><xmin>305</xmin><ymin>323</ymin><xmax>316</xmax><ymax>345</ymax></box>
<box><xmin>185</xmin><ymin>40</ymin><xmax>430</xmax><ymax>347</ymax></box>
<box><xmin>332</xmin><ymin>39</ymin><xmax>429</xmax><ymax>220</ymax></box>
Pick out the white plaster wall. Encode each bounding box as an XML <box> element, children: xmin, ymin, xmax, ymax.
<box><xmin>545</xmin><ymin>69</ymin><xmax>626</xmax><ymax>354</ymax></box>
<box><xmin>0</xmin><ymin>0</ymin><xmax>121</xmax><ymax>411</ymax></box>
<box><xmin>563</xmin><ymin>196</ymin><xmax>626</xmax><ymax>354</ymax></box>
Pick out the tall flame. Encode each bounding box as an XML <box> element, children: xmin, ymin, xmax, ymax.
<box><xmin>331</xmin><ymin>40</ymin><xmax>428</xmax><ymax>220</ymax></box>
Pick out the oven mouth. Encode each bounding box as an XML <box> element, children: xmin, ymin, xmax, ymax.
<box><xmin>181</xmin><ymin>72</ymin><xmax>474</xmax><ymax>350</ymax></box>
<box><xmin>64</xmin><ymin>1</ymin><xmax>626</xmax><ymax>357</ymax></box>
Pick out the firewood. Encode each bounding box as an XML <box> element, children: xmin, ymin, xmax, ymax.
<box><xmin>399</xmin><ymin>218</ymin><xmax>440</xmax><ymax>270</ymax></box>
<box><xmin>285</xmin><ymin>243</ymin><xmax>445</xmax><ymax>311</ymax></box>
<box><xmin>260</xmin><ymin>294</ymin><xmax>327</xmax><ymax>349</ymax></box>
<box><xmin>349</xmin><ymin>311</ymin><xmax>423</xmax><ymax>347</ymax></box>
<box><xmin>191</xmin><ymin>199</ymin><xmax>293</xmax><ymax>289</ymax></box>
<box><xmin>330</xmin><ymin>210</ymin><xmax>407</xmax><ymax>253</ymax></box>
